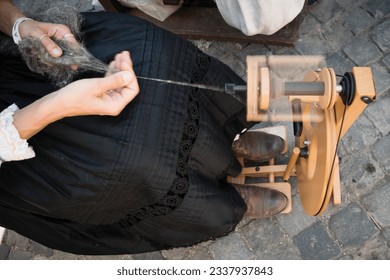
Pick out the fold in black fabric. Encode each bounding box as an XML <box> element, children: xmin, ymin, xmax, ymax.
<box><xmin>0</xmin><ymin>12</ymin><xmax>249</xmax><ymax>255</ymax></box>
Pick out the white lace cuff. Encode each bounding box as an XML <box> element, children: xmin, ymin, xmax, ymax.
<box><xmin>0</xmin><ymin>104</ymin><xmax>35</xmax><ymax>166</ymax></box>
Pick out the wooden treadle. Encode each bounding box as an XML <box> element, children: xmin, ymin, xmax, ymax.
<box><xmin>99</xmin><ymin>0</ymin><xmax>302</xmax><ymax>46</ymax></box>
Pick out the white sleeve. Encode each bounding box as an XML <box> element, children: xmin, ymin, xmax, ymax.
<box><xmin>215</xmin><ymin>0</ymin><xmax>305</xmax><ymax>36</ymax></box>
<box><xmin>0</xmin><ymin>104</ymin><xmax>35</xmax><ymax>166</ymax></box>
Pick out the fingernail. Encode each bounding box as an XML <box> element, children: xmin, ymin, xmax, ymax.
<box><xmin>52</xmin><ymin>48</ymin><xmax>61</xmax><ymax>56</ymax></box>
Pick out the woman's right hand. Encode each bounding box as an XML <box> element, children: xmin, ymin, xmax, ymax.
<box><xmin>54</xmin><ymin>51</ymin><xmax>139</xmax><ymax>117</ymax></box>
<box><xmin>13</xmin><ymin>51</ymin><xmax>139</xmax><ymax>140</ymax></box>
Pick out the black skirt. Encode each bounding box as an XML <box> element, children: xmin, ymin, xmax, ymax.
<box><xmin>0</xmin><ymin>12</ymin><xmax>249</xmax><ymax>255</ymax></box>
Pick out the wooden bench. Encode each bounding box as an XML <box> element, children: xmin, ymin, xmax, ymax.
<box><xmin>99</xmin><ymin>0</ymin><xmax>303</xmax><ymax>46</ymax></box>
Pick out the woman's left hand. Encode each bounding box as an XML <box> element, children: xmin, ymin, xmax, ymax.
<box><xmin>18</xmin><ymin>19</ymin><xmax>79</xmax><ymax>58</ymax></box>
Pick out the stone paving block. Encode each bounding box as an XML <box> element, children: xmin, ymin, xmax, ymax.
<box><xmin>341</xmin><ymin>113</ymin><xmax>382</xmax><ymax>153</ymax></box>
<box><xmin>370</xmin><ymin>63</ymin><xmax>390</xmax><ymax>96</ymax></box>
<box><xmin>163</xmin><ymin>242</ymin><xmax>213</xmax><ymax>260</ymax></box>
<box><xmin>276</xmin><ymin>194</ymin><xmax>318</xmax><ymax>237</ymax></box>
<box><xmin>326</xmin><ymin>52</ymin><xmax>356</xmax><ymax>75</ymax></box>
<box><xmin>0</xmin><ymin>243</ymin><xmax>10</xmax><ymax>260</ymax></box>
<box><xmin>337</xmin><ymin>140</ymin><xmax>349</xmax><ymax>162</ymax></box>
<box><xmin>184</xmin><ymin>246</ymin><xmax>212</xmax><ymax>260</ymax></box>
<box><xmin>382</xmin><ymin>54</ymin><xmax>390</xmax><ymax>70</ymax></box>
<box><xmin>362</xmin><ymin>0</ymin><xmax>390</xmax><ymax>19</ymax></box>
<box><xmin>82</xmin><ymin>254</ymin><xmax>132</xmax><ymax>260</ymax></box>
<box><xmin>240</xmin><ymin>218</ymin><xmax>288</xmax><ymax>255</ymax></box>
<box><xmin>29</xmin><ymin>240</ymin><xmax>54</xmax><ymax>257</ymax></box>
<box><xmin>202</xmin><ymin>41</ymin><xmax>245</xmax><ymax>61</ymax></box>
<box><xmin>201</xmin><ymin>42</ymin><xmax>248</xmax><ymax>78</ymax></box>
<box><xmin>293</xmin><ymin>222</ymin><xmax>341</xmax><ymax>259</ymax></box>
<box><xmin>337</xmin><ymin>0</ymin><xmax>370</xmax><ymax>9</ymax></box>
<box><xmin>209</xmin><ymin>232</ymin><xmax>254</xmax><ymax>260</ymax></box>
<box><xmin>372</xmin><ymin>134</ymin><xmax>390</xmax><ymax>174</ymax></box>
<box><xmin>343</xmin><ymin>36</ymin><xmax>382</xmax><ymax>66</ymax></box>
<box><xmin>267</xmin><ymin>45</ymin><xmax>296</xmax><ymax>56</ymax></box>
<box><xmin>341</xmin><ymin>7</ymin><xmax>376</xmax><ymax>35</ymax></box>
<box><xmin>131</xmin><ymin>251</ymin><xmax>163</xmax><ymax>260</ymax></box>
<box><xmin>161</xmin><ymin>246</ymin><xmax>191</xmax><ymax>260</ymax></box>
<box><xmin>295</xmin><ymin>33</ymin><xmax>329</xmax><ymax>56</ymax></box>
<box><xmin>294</xmin><ymin>14</ymin><xmax>329</xmax><ymax>55</ymax></box>
<box><xmin>4</xmin><ymin>230</ymin><xmax>30</xmax><ymax>249</ymax></box>
<box><xmin>7</xmin><ymin>249</ymin><xmax>33</xmax><ymax>260</ymax></box>
<box><xmin>329</xmin><ymin>203</ymin><xmax>379</xmax><ymax>247</ymax></box>
<box><xmin>339</xmin><ymin>151</ymin><xmax>385</xmax><ymax>197</ymax></box>
<box><xmin>255</xmin><ymin>238</ymin><xmax>301</xmax><ymax>260</ymax></box>
<box><xmin>362</xmin><ymin>183</ymin><xmax>390</xmax><ymax>227</ymax></box>
<box><xmin>32</xmin><ymin>255</ymin><xmax>51</xmax><ymax>260</ymax></box>
<box><xmin>322</xmin><ymin>18</ymin><xmax>355</xmax><ymax>53</ymax></box>
<box><xmin>353</xmin><ymin>234</ymin><xmax>390</xmax><ymax>259</ymax></box>
<box><xmin>339</xmin><ymin>179</ymin><xmax>356</xmax><ymax>205</ymax></box>
<box><xmin>365</xmin><ymin>94</ymin><xmax>390</xmax><ymax>135</ymax></box>
<box><xmin>296</xmin><ymin>13</ymin><xmax>322</xmax><ymax>37</ymax></box>
<box><xmin>337</xmin><ymin>253</ymin><xmax>354</xmax><ymax>260</ymax></box>
<box><xmin>238</xmin><ymin>43</ymin><xmax>271</xmax><ymax>57</ymax></box>
<box><xmin>308</xmin><ymin>0</ymin><xmax>343</xmax><ymax>23</ymax></box>
<box><xmin>51</xmin><ymin>250</ymin><xmax>82</xmax><ymax>260</ymax></box>
<box><xmin>371</xmin><ymin>21</ymin><xmax>390</xmax><ymax>52</ymax></box>
<box><xmin>383</xmin><ymin>226</ymin><xmax>390</xmax><ymax>247</ymax></box>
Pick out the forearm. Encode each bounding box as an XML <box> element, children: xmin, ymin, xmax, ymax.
<box><xmin>0</xmin><ymin>0</ymin><xmax>25</xmax><ymax>36</ymax></box>
<box><xmin>12</xmin><ymin>92</ymin><xmax>65</xmax><ymax>140</ymax></box>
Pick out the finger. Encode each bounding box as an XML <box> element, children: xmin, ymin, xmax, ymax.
<box><xmin>62</xmin><ymin>33</ymin><xmax>78</xmax><ymax>44</ymax></box>
<box><xmin>62</xmin><ymin>34</ymin><xmax>79</xmax><ymax>50</ymax></box>
<box><xmin>119</xmin><ymin>60</ymin><xmax>132</xmax><ymax>72</ymax></box>
<box><xmin>116</xmin><ymin>51</ymin><xmax>131</xmax><ymax>69</ymax></box>
<box><xmin>118</xmin><ymin>84</ymin><xmax>139</xmax><ymax>105</ymax></box>
<box><xmin>40</xmin><ymin>35</ymin><xmax>62</xmax><ymax>57</ymax></box>
<box><xmin>114</xmin><ymin>53</ymin><xmax>123</xmax><ymax>71</ymax></box>
<box><xmin>100</xmin><ymin>71</ymin><xmax>134</xmax><ymax>92</ymax></box>
<box><xmin>50</xmin><ymin>25</ymin><xmax>76</xmax><ymax>42</ymax></box>
<box><xmin>122</xmin><ymin>51</ymin><xmax>133</xmax><ymax>68</ymax></box>
<box><xmin>106</xmin><ymin>61</ymin><xmax>117</xmax><ymax>76</ymax></box>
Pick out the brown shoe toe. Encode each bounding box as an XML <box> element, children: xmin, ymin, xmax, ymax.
<box><xmin>233</xmin><ymin>185</ymin><xmax>287</xmax><ymax>218</ymax></box>
<box><xmin>232</xmin><ymin>131</ymin><xmax>285</xmax><ymax>162</ymax></box>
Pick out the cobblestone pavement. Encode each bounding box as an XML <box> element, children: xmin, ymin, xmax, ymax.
<box><xmin>1</xmin><ymin>0</ymin><xmax>389</xmax><ymax>260</ymax></box>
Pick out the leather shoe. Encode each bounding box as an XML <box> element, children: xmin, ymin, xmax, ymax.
<box><xmin>232</xmin><ymin>131</ymin><xmax>285</xmax><ymax>162</ymax></box>
<box><xmin>233</xmin><ymin>184</ymin><xmax>287</xmax><ymax>218</ymax></box>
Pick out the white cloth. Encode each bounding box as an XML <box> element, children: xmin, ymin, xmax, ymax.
<box><xmin>214</xmin><ymin>0</ymin><xmax>305</xmax><ymax>36</ymax></box>
<box><xmin>0</xmin><ymin>104</ymin><xmax>35</xmax><ymax>166</ymax></box>
<box><xmin>118</xmin><ymin>0</ymin><xmax>183</xmax><ymax>21</ymax></box>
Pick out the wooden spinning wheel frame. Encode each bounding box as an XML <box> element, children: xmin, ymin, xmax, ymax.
<box><xmin>230</xmin><ymin>56</ymin><xmax>376</xmax><ymax>216</ymax></box>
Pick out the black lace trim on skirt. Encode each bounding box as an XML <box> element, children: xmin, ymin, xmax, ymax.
<box><xmin>118</xmin><ymin>52</ymin><xmax>210</xmax><ymax>228</ymax></box>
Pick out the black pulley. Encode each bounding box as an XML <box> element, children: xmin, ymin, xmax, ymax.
<box><xmin>291</xmin><ymin>99</ymin><xmax>303</xmax><ymax>137</ymax></box>
<box><xmin>339</xmin><ymin>72</ymin><xmax>355</xmax><ymax>105</ymax></box>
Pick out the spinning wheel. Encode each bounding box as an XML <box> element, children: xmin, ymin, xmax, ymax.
<box><xmin>232</xmin><ymin>56</ymin><xmax>376</xmax><ymax>216</ymax></box>
<box><xmin>295</xmin><ymin>68</ymin><xmax>338</xmax><ymax>216</ymax></box>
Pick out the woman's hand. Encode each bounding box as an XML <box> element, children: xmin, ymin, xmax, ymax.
<box><xmin>55</xmin><ymin>51</ymin><xmax>139</xmax><ymax>117</ymax></box>
<box><xmin>0</xmin><ymin>0</ymin><xmax>79</xmax><ymax>58</ymax></box>
<box><xmin>18</xmin><ymin>19</ymin><xmax>79</xmax><ymax>57</ymax></box>
<box><xmin>13</xmin><ymin>51</ymin><xmax>139</xmax><ymax>140</ymax></box>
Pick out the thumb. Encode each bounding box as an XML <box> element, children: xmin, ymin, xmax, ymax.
<box><xmin>100</xmin><ymin>71</ymin><xmax>134</xmax><ymax>91</ymax></box>
<box><xmin>40</xmin><ymin>36</ymin><xmax>63</xmax><ymax>57</ymax></box>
